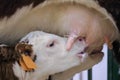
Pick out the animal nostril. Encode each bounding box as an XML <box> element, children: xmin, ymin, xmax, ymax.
<box><xmin>79</xmin><ymin>38</ymin><xmax>82</xmax><ymax>41</ymax></box>
<box><xmin>80</xmin><ymin>52</ymin><xmax>84</xmax><ymax>54</ymax></box>
<box><xmin>78</xmin><ymin>37</ymin><xmax>85</xmax><ymax>41</ymax></box>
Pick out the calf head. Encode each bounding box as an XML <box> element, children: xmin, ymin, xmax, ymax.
<box><xmin>19</xmin><ymin>31</ymin><xmax>87</xmax><ymax>73</ymax></box>
<box><xmin>13</xmin><ymin>31</ymin><xmax>103</xmax><ymax>80</ymax></box>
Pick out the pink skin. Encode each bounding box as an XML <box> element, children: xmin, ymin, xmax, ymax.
<box><xmin>66</xmin><ymin>29</ymin><xmax>87</xmax><ymax>58</ymax></box>
<box><xmin>66</xmin><ymin>32</ymin><xmax>86</xmax><ymax>51</ymax></box>
<box><xmin>66</xmin><ymin>32</ymin><xmax>78</xmax><ymax>51</ymax></box>
<box><xmin>56</xmin><ymin>6</ymin><xmax>104</xmax><ymax>52</ymax></box>
<box><xmin>60</xmin><ymin>7</ymin><xmax>117</xmax><ymax>52</ymax></box>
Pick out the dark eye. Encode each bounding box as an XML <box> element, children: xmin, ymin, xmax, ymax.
<box><xmin>48</xmin><ymin>41</ymin><xmax>55</xmax><ymax>47</ymax></box>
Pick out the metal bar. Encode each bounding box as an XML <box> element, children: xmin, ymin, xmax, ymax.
<box><xmin>88</xmin><ymin>69</ymin><xmax>92</xmax><ymax>80</ymax></box>
<box><xmin>108</xmin><ymin>49</ymin><xmax>113</xmax><ymax>80</ymax></box>
<box><xmin>108</xmin><ymin>49</ymin><xmax>120</xmax><ymax>80</ymax></box>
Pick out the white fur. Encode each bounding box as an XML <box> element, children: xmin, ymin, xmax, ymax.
<box><xmin>13</xmin><ymin>31</ymin><xmax>103</xmax><ymax>80</ymax></box>
<box><xmin>51</xmin><ymin>52</ymin><xmax>104</xmax><ymax>80</ymax></box>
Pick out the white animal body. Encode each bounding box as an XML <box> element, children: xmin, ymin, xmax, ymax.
<box><xmin>12</xmin><ymin>31</ymin><xmax>103</xmax><ymax>80</ymax></box>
